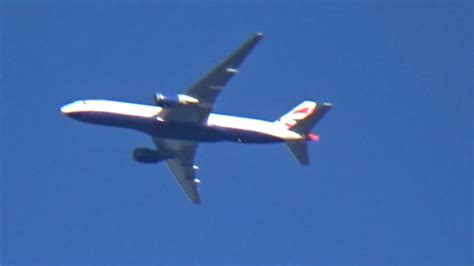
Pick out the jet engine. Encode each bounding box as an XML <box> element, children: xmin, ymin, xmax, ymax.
<box><xmin>154</xmin><ymin>93</ymin><xmax>199</xmax><ymax>107</ymax></box>
<box><xmin>133</xmin><ymin>148</ymin><xmax>174</xmax><ymax>163</ymax></box>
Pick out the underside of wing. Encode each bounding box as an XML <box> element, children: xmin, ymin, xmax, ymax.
<box><xmin>184</xmin><ymin>32</ymin><xmax>263</xmax><ymax>106</ymax></box>
<box><xmin>166</xmin><ymin>157</ymin><xmax>201</xmax><ymax>204</ymax></box>
<box><xmin>159</xmin><ymin>33</ymin><xmax>264</xmax><ymax>124</ymax></box>
<box><xmin>153</xmin><ymin>138</ymin><xmax>201</xmax><ymax>204</ymax></box>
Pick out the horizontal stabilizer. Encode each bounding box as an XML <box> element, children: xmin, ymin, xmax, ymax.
<box><xmin>286</xmin><ymin>141</ymin><xmax>310</xmax><ymax>165</ymax></box>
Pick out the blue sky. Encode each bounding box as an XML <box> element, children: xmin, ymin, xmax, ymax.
<box><xmin>1</xmin><ymin>1</ymin><xmax>471</xmax><ymax>264</ymax></box>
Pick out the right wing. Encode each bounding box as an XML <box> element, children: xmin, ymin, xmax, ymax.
<box><xmin>153</xmin><ymin>138</ymin><xmax>201</xmax><ymax>204</ymax></box>
<box><xmin>159</xmin><ymin>32</ymin><xmax>264</xmax><ymax>124</ymax></box>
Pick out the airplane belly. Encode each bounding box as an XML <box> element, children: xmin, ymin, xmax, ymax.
<box><xmin>70</xmin><ymin>111</ymin><xmax>143</xmax><ymax>127</ymax></box>
<box><xmin>67</xmin><ymin>111</ymin><xmax>286</xmax><ymax>143</ymax></box>
<box><xmin>149</xmin><ymin>123</ymin><xmax>225</xmax><ymax>142</ymax></box>
<box><xmin>209</xmin><ymin>126</ymin><xmax>284</xmax><ymax>143</ymax></box>
<box><xmin>207</xmin><ymin>114</ymin><xmax>295</xmax><ymax>143</ymax></box>
<box><xmin>68</xmin><ymin>111</ymin><xmax>226</xmax><ymax>142</ymax></box>
<box><xmin>149</xmin><ymin>123</ymin><xmax>283</xmax><ymax>143</ymax></box>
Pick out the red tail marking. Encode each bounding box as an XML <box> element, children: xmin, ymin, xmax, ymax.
<box><xmin>292</xmin><ymin>107</ymin><xmax>313</xmax><ymax>115</ymax></box>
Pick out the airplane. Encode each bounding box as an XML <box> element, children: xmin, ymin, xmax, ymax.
<box><xmin>60</xmin><ymin>32</ymin><xmax>332</xmax><ymax>205</ymax></box>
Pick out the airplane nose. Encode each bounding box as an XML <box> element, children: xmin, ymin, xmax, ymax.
<box><xmin>60</xmin><ymin>103</ymin><xmax>75</xmax><ymax>115</ymax></box>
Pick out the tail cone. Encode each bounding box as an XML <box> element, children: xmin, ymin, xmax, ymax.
<box><xmin>307</xmin><ymin>133</ymin><xmax>320</xmax><ymax>142</ymax></box>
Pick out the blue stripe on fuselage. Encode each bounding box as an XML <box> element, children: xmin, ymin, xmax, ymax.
<box><xmin>66</xmin><ymin>111</ymin><xmax>283</xmax><ymax>143</ymax></box>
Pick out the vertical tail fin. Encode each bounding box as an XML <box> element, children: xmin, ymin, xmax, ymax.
<box><xmin>276</xmin><ymin>101</ymin><xmax>333</xmax><ymax>134</ymax></box>
<box><xmin>276</xmin><ymin>101</ymin><xmax>317</xmax><ymax>130</ymax></box>
<box><xmin>276</xmin><ymin>101</ymin><xmax>333</xmax><ymax>165</ymax></box>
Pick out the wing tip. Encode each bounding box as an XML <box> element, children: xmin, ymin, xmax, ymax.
<box><xmin>254</xmin><ymin>32</ymin><xmax>264</xmax><ymax>42</ymax></box>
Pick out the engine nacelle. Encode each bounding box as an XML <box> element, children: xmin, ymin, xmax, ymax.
<box><xmin>154</xmin><ymin>93</ymin><xmax>199</xmax><ymax>107</ymax></box>
<box><xmin>133</xmin><ymin>148</ymin><xmax>174</xmax><ymax>164</ymax></box>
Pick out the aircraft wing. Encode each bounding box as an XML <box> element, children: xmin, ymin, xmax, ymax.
<box><xmin>153</xmin><ymin>138</ymin><xmax>201</xmax><ymax>204</ymax></box>
<box><xmin>160</xmin><ymin>32</ymin><xmax>264</xmax><ymax>124</ymax></box>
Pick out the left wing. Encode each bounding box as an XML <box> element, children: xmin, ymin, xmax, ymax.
<box><xmin>153</xmin><ymin>138</ymin><xmax>201</xmax><ymax>204</ymax></box>
<box><xmin>159</xmin><ymin>32</ymin><xmax>264</xmax><ymax>124</ymax></box>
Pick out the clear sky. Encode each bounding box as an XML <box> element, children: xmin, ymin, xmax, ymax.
<box><xmin>1</xmin><ymin>1</ymin><xmax>471</xmax><ymax>264</ymax></box>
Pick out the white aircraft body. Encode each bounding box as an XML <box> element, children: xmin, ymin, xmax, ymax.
<box><xmin>61</xmin><ymin>33</ymin><xmax>332</xmax><ymax>204</ymax></box>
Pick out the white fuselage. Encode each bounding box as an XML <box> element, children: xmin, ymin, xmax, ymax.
<box><xmin>61</xmin><ymin>100</ymin><xmax>303</xmax><ymax>143</ymax></box>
